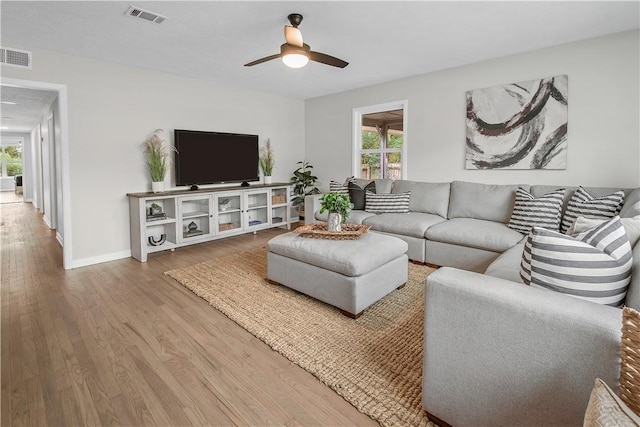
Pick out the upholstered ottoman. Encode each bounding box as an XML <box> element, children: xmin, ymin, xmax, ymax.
<box><xmin>266</xmin><ymin>231</ymin><xmax>408</xmax><ymax>318</ymax></box>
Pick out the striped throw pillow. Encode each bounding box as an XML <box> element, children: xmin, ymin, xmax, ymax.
<box><xmin>365</xmin><ymin>191</ymin><xmax>411</xmax><ymax>214</ymax></box>
<box><xmin>520</xmin><ymin>216</ymin><xmax>632</xmax><ymax>307</ymax></box>
<box><xmin>329</xmin><ymin>176</ymin><xmax>356</xmax><ymax>195</ymax></box>
<box><xmin>560</xmin><ymin>187</ymin><xmax>625</xmax><ymax>234</ymax></box>
<box><xmin>508</xmin><ymin>188</ymin><xmax>565</xmax><ymax>234</ymax></box>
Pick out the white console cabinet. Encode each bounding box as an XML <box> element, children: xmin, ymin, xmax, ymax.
<box><xmin>128</xmin><ymin>183</ymin><xmax>293</xmax><ymax>262</ymax></box>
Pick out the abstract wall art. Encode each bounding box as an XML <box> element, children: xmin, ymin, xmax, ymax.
<box><xmin>465</xmin><ymin>75</ymin><xmax>568</xmax><ymax>170</ymax></box>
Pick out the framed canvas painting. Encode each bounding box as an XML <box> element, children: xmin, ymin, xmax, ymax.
<box><xmin>465</xmin><ymin>75</ymin><xmax>568</xmax><ymax>170</ymax></box>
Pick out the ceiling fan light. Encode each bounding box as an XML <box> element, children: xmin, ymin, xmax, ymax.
<box><xmin>282</xmin><ymin>53</ymin><xmax>309</xmax><ymax>68</ymax></box>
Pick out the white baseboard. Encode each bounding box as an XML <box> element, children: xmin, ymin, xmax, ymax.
<box><xmin>43</xmin><ymin>215</ymin><xmax>52</xmax><ymax>229</ymax></box>
<box><xmin>68</xmin><ymin>250</ymin><xmax>132</xmax><ymax>269</ymax></box>
<box><xmin>56</xmin><ymin>232</ymin><xmax>63</xmax><ymax>246</ymax></box>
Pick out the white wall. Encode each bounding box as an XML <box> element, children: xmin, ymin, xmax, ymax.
<box><xmin>306</xmin><ymin>30</ymin><xmax>640</xmax><ymax>190</ymax></box>
<box><xmin>2</xmin><ymin>48</ymin><xmax>305</xmax><ymax>268</ymax></box>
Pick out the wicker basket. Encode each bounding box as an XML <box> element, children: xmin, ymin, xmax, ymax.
<box><xmin>293</xmin><ymin>223</ymin><xmax>370</xmax><ymax>240</ymax></box>
<box><xmin>272</xmin><ymin>195</ymin><xmax>287</xmax><ymax>205</ymax></box>
<box><xmin>620</xmin><ymin>306</ymin><xmax>640</xmax><ymax>416</ymax></box>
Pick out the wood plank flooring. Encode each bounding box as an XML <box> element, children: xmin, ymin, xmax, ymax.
<box><xmin>1</xmin><ymin>201</ymin><xmax>378</xmax><ymax>426</ymax></box>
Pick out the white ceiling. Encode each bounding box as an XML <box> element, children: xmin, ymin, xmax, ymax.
<box><xmin>1</xmin><ymin>1</ymin><xmax>639</xmax><ymax>133</ymax></box>
<box><xmin>0</xmin><ymin>86</ymin><xmax>58</xmax><ymax>133</ymax></box>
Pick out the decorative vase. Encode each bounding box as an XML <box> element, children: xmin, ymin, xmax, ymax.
<box><xmin>188</xmin><ymin>221</ymin><xmax>198</xmax><ymax>231</ymax></box>
<box><xmin>264</xmin><ymin>176</ymin><xmax>272</xmax><ymax>185</ymax></box>
<box><xmin>327</xmin><ymin>212</ymin><xmax>342</xmax><ymax>232</ymax></box>
<box><xmin>151</xmin><ymin>181</ymin><xmax>164</xmax><ymax>193</ymax></box>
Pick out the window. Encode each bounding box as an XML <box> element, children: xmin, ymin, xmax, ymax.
<box><xmin>353</xmin><ymin>101</ymin><xmax>407</xmax><ymax>180</ymax></box>
<box><xmin>1</xmin><ymin>143</ymin><xmax>23</xmax><ymax>177</ymax></box>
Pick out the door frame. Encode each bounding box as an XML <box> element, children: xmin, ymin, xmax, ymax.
<box><xmin>2</xmin><ymin>77</ymin><xmax>72</xmax><ymax>269</ymax></box>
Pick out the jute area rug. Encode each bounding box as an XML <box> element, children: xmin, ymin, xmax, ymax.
<box><xmin>165</xmin><ymin>248</ymin><xmax>437</xmax><ymax>427</ymax></box>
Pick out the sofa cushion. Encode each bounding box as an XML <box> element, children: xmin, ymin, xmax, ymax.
<box><xmin>348</xmin><ymin>181</ymin><xmax>375</xmax><ymax>210</ymax></box>
<box><xmin>363</xmin><ymin>212</ymin><xmax>446</xmax><ymax>238</ymax></box>
<box><xmin>392</xmin><ymin>180</ymin><xmax>450</xmax><ymax>217</ymax></box>
<box><xmin>620</xmin><ymin>188</ymin><xmax>640</xmax><ymax>218</ymax></box>
<box><xmin>365</xmin><ymin>191</ymin><xmax>411</xmax><ymax>214</ymax></box>
<box><xmin>584</xmin><ymin>378</ymin><xmax>640</xmax><ymax>426</ymax></box>
<box><xmin>507</xmin><ymin>187</ymin><xmax>565</xmax><ymax>234</ymax></box>
<box><xmin>560</xmin><ymin>187</ymin><xmax>625</xmax><ymax>234</ymax></box>
<box><xmin>426</xmin><ymin>218</ymin><xmax>525</xmax><ymax>253</ymax></box>
<box><xmin>315</xmin><ymin>209</ymin><xmax>376</xmax><ymax>225</ymax></box>
<box><xmin>625</xmin><ymin>243</ymin><xmax>640</xmax><ymax>311</ymax></box>
<box><xmin>353</xmin><ymin>178</ymin><xmax>393</xmax><ymax>194</ymax></box>
<box><xmin>448</xmin><ymin>181</ymin><xmax>528</xmax><ymax>223</ymax></box>
<box><xmin>521</xmin><ymin>216</ymin><xmax>632</xmax><ymax>307</ymax></box>
<box><xmin>484</xmin><ymin>243</ymin><xmax>526</xmax><ymax>283</ymax></box>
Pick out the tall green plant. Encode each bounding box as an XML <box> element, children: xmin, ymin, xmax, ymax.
<box><xmin>290</xmin><ymin>160</ymin><xmax>320</xmax><ymax>206</ymax></box>
<box><xmin>143</xmin><ymin>129</ymin><xmax>175</xmax><ymax>182</ymax></box>
<box><xmin>259</xmin><ymin>139</ymin><xmax>275</xmax><ymax>176</ymax></box>
<box><xmin>319</xmin><ymin>192</ymin><xmax>353</xmax><ymax>223</ymax></box>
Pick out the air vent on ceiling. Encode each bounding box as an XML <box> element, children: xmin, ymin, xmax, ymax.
<box><xmin>125</xmin><ymin>6</ymin><xmax>168</xmax><ymax>24</ymax></box>
<box><xmin>0</xmin><ymin>47</ymin><xmax>32</xmax><ymax>69</ymax></box>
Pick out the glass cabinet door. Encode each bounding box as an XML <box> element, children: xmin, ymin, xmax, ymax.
<box><xmin>216</xmin><ymin>193</ymin><xmax>242</xmax><ymax>234</ymax></box>
<box><xmin>178</xmin><ymin>195</ymin><xmax>214</xmax><ymax>242</ymax></box>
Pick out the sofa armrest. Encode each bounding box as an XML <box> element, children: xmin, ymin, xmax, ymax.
<box><xmin>304</xmin><ymin>194</ymin><xmax>324</xmax><ymax>225</ymax></box>
<box><xmin>423</xmin><ymin>267</ymin><xmax>622</xmax><ymax>427</ymax></box>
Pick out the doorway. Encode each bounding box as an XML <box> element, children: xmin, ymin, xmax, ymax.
<box><xmin>0</xmin><ymin>78</ymin><xmax>72</xmax><ymax>269</ymax></box>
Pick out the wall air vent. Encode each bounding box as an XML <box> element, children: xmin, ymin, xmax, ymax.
<box><xmin>125</xmin><ymin>6</ymin><xmax>168</xmax><ymax>24</ymax></box>
<box><xmin>0</xmin><ymin>47</ymin><xmax>32</xmax><ymax>69</ymax></box>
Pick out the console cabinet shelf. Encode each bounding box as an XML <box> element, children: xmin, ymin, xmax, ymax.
<box><xmin>128</xmin><ymin>183</ymin><xmax>293</xmax><ymax>262</ymax></box>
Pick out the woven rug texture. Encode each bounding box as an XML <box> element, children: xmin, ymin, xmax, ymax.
<box><xmin>165</xmin><ymin>248</ymin><xmax>436</xmax><ymax>427</ymax></box>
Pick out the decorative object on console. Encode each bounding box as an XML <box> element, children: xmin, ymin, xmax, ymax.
<box><xmin>290</xmin><ymin>160</ymin><xmax>321</xmax><ymax>217</ymax></box>
<box><xmin>561</xmin><ymin>186</ymin><xmax>625</xmax><ymax>234</ymax></box>
<box><xmin>348</xmin><ymin>181</ymin><xmax>375</xmax><ymax>210</ymax></box>
<box><xmin>259</xmin><ymin>138</ymin><xmax>275</xmax><ymax>184</ymax></box>
<box><xmin>319</xmin><ymin>192</ymin><xmax>354</xmax><ymax>232</ymax></box>
<box><xmin>143</xmin><ymin>129</ymin><xmax>175</xmax><ymax>192</ymax></box>
<box><xmin>365</xmin><ymin>191</ymin><xmax>411</xmax><ymax>214</ymax></box>
<box><xmin>187</xmin><ymin>221</ymin><xmax>198</xmax><ymax>232</ymax></box>
<box><xmin>508</xmin><ymin>187</ymin><xmax>565</xmax><ymax>234</ymax></box>
<box><xmin>148</xmin><ymin>234</ymin><xmax>167</xmax><ymax>246</ymax></box>
<box><xmin>521</xmin><ymin>216</ymin><xmax>632</xmax><ymax>307</ymax></box>
<box><xmin>465</xmin><ymin>74</ymin><xmax>568</xmax><ymax>170</ymax></box>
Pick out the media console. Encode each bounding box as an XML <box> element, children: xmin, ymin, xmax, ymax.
<box><xmin>127</xmin><ymin>183</ymin><xmax>294</xmax><ymax>262</ymax></box>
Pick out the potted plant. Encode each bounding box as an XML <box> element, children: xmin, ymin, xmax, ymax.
<box><xmin>259</xmin><ymin>139</ymin><xmax>275</xmax><ymax>184</ymax></box>
<box><xmin>143</xmin><ymin>129</ymin><xmax>175</xmax><ymax>193</ymax></box>
<box><xmin>290</xmin><ymin>160</ymin><xmax>321</xmax><ymax>218</ymax></box>
<box><xmin>320</xmin><ymin>192</ymin><xmax>353</xmax><ymax>232</ymax></box>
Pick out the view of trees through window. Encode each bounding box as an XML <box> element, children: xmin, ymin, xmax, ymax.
<box><xmin>1</xmin><ymin>145</ymin><xmax>23</xmax><ymax>177</ymax></box>
<box><xmin>360</xmin><ymin>109</ymin><xmax>404</xmax><ymax>179</ymax></box>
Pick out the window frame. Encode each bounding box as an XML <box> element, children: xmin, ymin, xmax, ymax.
<box><xmin>352</xmin><ymin>100</ymin><xmax>408</xmax><ymax>180</ymax></box>
<box><xmin>0</xmin><ymin>138</ymin><xmax>23</xmax><ymax>178</ymax></box>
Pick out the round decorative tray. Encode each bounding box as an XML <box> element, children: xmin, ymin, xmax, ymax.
<box><xmin>293</xmin><ymin>223</ymin><xmax>370</xmax><ymax>240</ymax></box>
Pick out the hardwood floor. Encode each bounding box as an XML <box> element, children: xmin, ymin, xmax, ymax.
<box><xmin>1</xmin><ymin>201</ymin><xmax>378</xmax><ymax>426</ymax></box>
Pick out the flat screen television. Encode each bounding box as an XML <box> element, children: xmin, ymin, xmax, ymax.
<box><xmin>174</xmin><ymin>129</ymin><xmax>260</xmax><ymax>188</ymax></box>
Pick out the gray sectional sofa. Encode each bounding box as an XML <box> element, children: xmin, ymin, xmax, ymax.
<box><xmin>305</xmin><ymin>179</ymin><xmax>640</xmax><ymax>426</ymax></box>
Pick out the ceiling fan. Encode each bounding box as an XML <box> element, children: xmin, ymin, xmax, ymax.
<box><xmin>244</xmin><ymin>13</ymin><xmax>349</xmax><ymax>69</ymax></box>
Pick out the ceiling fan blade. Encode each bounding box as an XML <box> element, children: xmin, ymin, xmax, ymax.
<box><xmin>244</xmin><ymin>53</ymin><xmax>281</xmax><ymax>67</ymax></box>
<box><xmin>309</xmin><ymin>51</ymin><xmax>349</xmax><ymax>68</ymax></box>
<box><xmin>284</xmin><ymin>26</ymin><xmax>303</xmax><ymax>47</ymax></box>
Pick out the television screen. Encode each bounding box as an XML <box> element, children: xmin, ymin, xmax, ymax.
<box><xmin>174</xmin><ymin>129</ymin><xmax>260</xmax><ymax>187</ymax></box>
